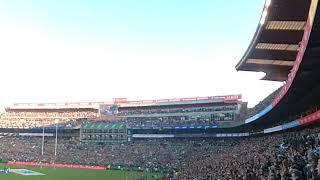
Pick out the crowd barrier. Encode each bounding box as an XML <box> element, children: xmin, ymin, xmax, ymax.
<box><xmin>300</xmin><ymin>110</ymin><xmax>320</xmax><ymax>125</ymax></box>
<box><xmin>7</xmin><ymin>161</ymin><xmax>106</xmax><ymax>170</ymax></box>
<box><xmin>263</xmin><ymin>110</ymin><xmax>320</xmax><ymax>134</ymax></box>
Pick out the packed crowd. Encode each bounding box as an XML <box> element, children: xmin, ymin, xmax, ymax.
<box><xmin>0</xmin><ymin>104</ymin><xmax>240</xmax><ymax>129</ymax></box>
<box><xmin>126</xmin><ymin>116</ymin><xmax>218</xmax><ymax>128</ymax></box>
<box><xmin>119</xmin><ymin>105</ymin><xmax>238</xmax><ymax>128</ymax></box>
<box><xmin>1</xmin><ymin>124</ymin><xmax>320</xmax><ymax>179</ymax></box>
<box><xmin>0</xmin><ymin>86</ymin><xmax>285</xmax><ymax>131</ymax></box>
<box><xmin>117</xmin><ymin>105</ymin><xmax>238</xmax><ymax>116</ymax></box>
<box><xmin>0</xmin><ymin>136</ymin><xmax>182</xmax><ymax>171</ymax></box>
<box><xmin>0</xmin><ymin>118</ymin><xmax>88</xmax><ymax>129</ymax></box>
<box><xmin>2</xmin><ymin>110</ymin><xmax>98</xmax><ymax>118</ymax></box>
<box><xmin>175</xmin><ymin>126</ymin><xmax>320</xmax><ymax>179</ymax></box>
<box><xmin>0</xmin><ymin>109</ymin><xmax>98</xmax><ymax>129</ymax></box>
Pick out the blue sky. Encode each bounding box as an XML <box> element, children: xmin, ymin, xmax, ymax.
<box><xmin>0</xmin><ymin>0</ymin><xmax>282</xmax><ymax>108</ymax></box>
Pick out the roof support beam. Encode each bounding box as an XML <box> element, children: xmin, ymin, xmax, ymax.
<box><xmin>256</xmin><ymin>43</ymin><xmax>299</xmax><ymax>51</ymax></box>
<box><xmin>265</xmin><ymin>21</ymin><xmax>306</xmax><ymax>31</ymax></box>
<box><xmin>247</xmin><ymin>59</ymin><xmax>294</xmax><ymax>66</ymax></box>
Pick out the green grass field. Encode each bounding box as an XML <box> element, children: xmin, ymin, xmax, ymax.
<box><xmin>0</xmin><ymin>164</ymin><xmax>163</xmax><ymax>180</ymax></box>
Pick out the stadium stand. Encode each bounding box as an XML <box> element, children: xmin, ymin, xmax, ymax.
<box><xmin>117</xmin><ymin>95</ymin><xmax>243</xmax><ymax>128</ymax></box>
<box><xmin>0</xmin><ymin>124</ymin><xmax>320</xmax><ymax>179</ymax></box>
<box><xmin>0</xmin><ymin>105</ymin><xmax>99</xmax><ymax>129</ymax></box>
<box><xmin>0</xmin><ymin>0</ymin><xmax>319</xmax><ymax>179</ymax></box>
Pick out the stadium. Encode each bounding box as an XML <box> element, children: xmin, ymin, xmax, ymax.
<box><xmin>1</xmin><ymin>0</ymin><xmax>320</xmax><ymax>179</ymax></box>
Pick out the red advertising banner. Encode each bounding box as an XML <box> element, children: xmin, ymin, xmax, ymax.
<box><xmin>8</xmin><ymin>161</ymin><xmax>106</xmax><ymax>170</ymax></box>
<box><xmin>224</xmin><ymin>95</ymin><xmax>242</xmax><ymax>101</ymax></box>
<box><xmin>114</xmin><ymin>98</ymin><xmax>128</xmax><ymax>103</ymax></box>
<box><xmin>300</xmin><ymin>110</ymin><xmax>320</xmax><ymax>125</ymax></box>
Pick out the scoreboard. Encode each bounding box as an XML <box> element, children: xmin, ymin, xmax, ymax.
<box><xmin>99</xmin><ymin>104</ymin><xmax>118</xmax><ymax>115</ymax></box>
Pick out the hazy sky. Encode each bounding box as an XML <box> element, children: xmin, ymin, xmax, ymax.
<box><xmin>0</xmin><ymin>0</ymin><xmax>282</xmax><ymax>109</ymax></box>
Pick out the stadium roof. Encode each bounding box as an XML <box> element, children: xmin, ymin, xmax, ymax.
<box><xmin>82</xmin><ymin>122</ymin><xmax>126</xmax><ymax>130</ymax></box>
<box><xmin>225</xmin><ymin>0</ymin><xmax>320</xmax><ymax>131</ymax></box>
<box><xmin>236</xmin><ymin>0</ymin><xmax>311</xmax><ymax>81</ymax></box>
